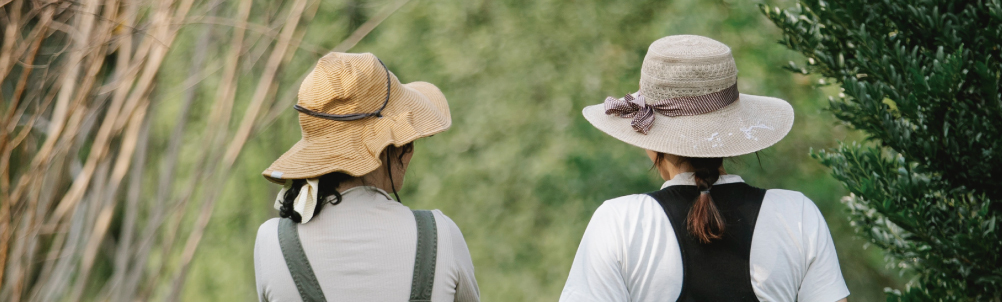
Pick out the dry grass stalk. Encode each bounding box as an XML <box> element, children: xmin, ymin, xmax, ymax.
<box><xmin>1</xmin><ymin>0</ymin><xmax>407</xmax><ymax>300</ymax></box>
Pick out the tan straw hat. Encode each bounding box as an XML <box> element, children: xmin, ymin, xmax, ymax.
<box><xmin>262</xmin><ymin>52</ymin><xmax>450</xmax><ymax>184</ymax></box>
<box><xmin>582</xmin><ymin>35</ymin><xmax>794</xmax><ymax>157</ymax></box>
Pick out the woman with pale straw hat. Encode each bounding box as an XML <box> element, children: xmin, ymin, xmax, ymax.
<box><xmin>559</xmin><ymin>35</ymin><xmax>850</xmax><ymax>302</ymax></box>
<box><xmin>253</xmin><ymin>52</ymin><xmax>479</xmax><ymax>301</ymax></box>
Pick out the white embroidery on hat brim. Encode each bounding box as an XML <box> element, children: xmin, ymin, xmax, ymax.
<box><xmin>739</xmin><ymin>120</ymin><xmax>775</xmax><ymax>141</ymax></box>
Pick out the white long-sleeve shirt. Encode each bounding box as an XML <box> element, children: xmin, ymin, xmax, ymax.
<box><xmin>255</xmin><ymin>186</ymin><xmax>479</xmax><ymax>301</ymax></box>
<box><xmin>560</xmin><ymin>173</ymin><xmax>849</xmax><ymax>302</ymax></box>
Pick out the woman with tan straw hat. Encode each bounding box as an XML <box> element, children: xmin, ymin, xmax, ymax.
<box><xmin>559</xmin><ymin>35</ymin><xmax>850</xmax><ymax>302</ymax></box>
<box><xmin>253</xmin><ymin>52</ymin><xmax>479</xmax><ymax>301</ymax></box>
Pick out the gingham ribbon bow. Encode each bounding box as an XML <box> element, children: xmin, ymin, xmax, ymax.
<box><xmin>603</xmin><ymin>84</ymin><xmax>740</xmax><ymax>134</ymax></box>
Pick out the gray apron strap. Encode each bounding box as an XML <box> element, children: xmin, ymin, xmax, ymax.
<box><xmin>276</xmin><ymin>211</ymin><xmax>436</xmax><ymax>302</ymax></box>
<box><xmin>277</xmin><ymin>218</ymin><xmax>327</xmax><ymax>302</ymax></box>
<box><xmin>409</xmin><ymin>210</ymin><xmax>438</xmax><ymax>302</ymax></box>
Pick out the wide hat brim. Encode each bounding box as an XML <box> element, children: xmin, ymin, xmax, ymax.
<box><xmin>262</xmin><ymin>81</ymin><xmax>450</xmax><ymax>184</ymax></box>
<box><xmin>582</xmin><ymin>93</ymin><xmax>794</xmax><ymax>158</ymax></box>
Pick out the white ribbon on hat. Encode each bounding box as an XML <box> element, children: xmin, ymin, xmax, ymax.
<box><xmin>273</xmin><ymin>178</ymin><xmax>320</xmax><ymax>224</ymax></box>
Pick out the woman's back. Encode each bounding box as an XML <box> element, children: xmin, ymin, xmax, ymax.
<box><xmin>254</xmin><ymin>187</ymin><xmax>479</xmax><ymax>301</ymax></box>
<box><xmin>565</xmin><ymin>34</ymin><xmax>847</xmax><ymax>301</ymax></box>
<box><xmin>560</xmin><ymin>173</ymin><xmax>848</xmax><ymax>301</ymax></box>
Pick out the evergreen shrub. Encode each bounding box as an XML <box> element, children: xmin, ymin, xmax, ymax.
<box><xmin>761</xmin><ymin>1</ymin><xmax>1001</xmax><ymax>300</ymax></box>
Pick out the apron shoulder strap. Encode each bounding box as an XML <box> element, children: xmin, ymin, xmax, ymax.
<box><xmin>409</xmin><ymin>209</ymin><xmax>438</xmax><ymax>302</ymax></box>
<box><xmin>277</xmin><ymin>218</ymin><xmax>327</xmax><ymax>302</ymax></box>
<box><xmin>276</xmin><ymin>210</ymin><xmax>438</xmax><ymax>302</ymax></box>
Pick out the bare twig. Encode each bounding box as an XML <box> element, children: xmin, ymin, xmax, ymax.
<box><xmin>184</xmin><ymin>15</ymin><xmax>327</xmax><ymax>55</ymax></box>
<box><xmin>102</xmin><ymin>112</ymin><xmax>148</xmax><ymax>300</ymax></box>
<box><xmin>0</xmin><ymin>3</ymin><xmax>52</xmax><ymax>286</ymax></box>
<box><xmin>166</xmin><ymin>0</ymin><xmax>312</xmax><ymax>298</ymax></box>
<box><xmin>221</xmin><ymin>0</ymin><xmax>310</xmax><ymax>167</ymax></box>
<box><xmin>0</xmin><ymin>0</ymin><xmax>23</xmax><ymax>82</ymax></box>
<box><xmin>1</xmin><ymin>0</ymin><xmax>408</xmax><ymax>300</ymax></box>
<box><xmin>333</xmin><ymin>0</ymin><xmax>413</xmax><ymax>52</ymax></box>
<box><xmin>50</xmin><ymin>0</ymin><xmax>194</xmax><ymax>224</ymax></box>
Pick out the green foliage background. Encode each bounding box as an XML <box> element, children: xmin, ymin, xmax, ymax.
<box><xmin>763</xmin><ymin>0</ymin><xmax>1002</xmax><ymax>300</ymax></box>
<box><xmin>152</xmin><ymin>0</ymin><xmax>908</xmax><ymax>300</ymax></box>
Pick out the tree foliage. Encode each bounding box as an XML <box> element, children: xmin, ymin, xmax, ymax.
<box><xmin>762</xmin><ymin>0</ymin><xmax>1002</xmax><ymax>300</ymax></box>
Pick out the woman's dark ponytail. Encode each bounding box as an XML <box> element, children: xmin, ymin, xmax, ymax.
<box><xmin>279</xmin><ymin>172</ymin><xmax>354</xmax><ymax>223</ymax></box>
<box><xmin>687</xmin><ymin>157</ymin><xmax>725</xmax><ymax>243</ymax></box>
<box><xmin>278</xmin><ymin>183</ymin><xmax>302</xmax><ymax>221</ymax></box>
<box><xmin>654</xmin><ymin>154</ymin><xmax>726</xmax><ymax>243</ymax></box>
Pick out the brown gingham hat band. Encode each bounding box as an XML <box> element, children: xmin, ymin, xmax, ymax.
<box><xmin>604</xmin><ymin>83</ymin><xmax>739</xmax><ymax>134</ymax></box>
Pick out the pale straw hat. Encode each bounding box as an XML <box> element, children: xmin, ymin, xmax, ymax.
<box><xmin>582</xmin><ymin>35</ymin><xmax>794</xmax><ymax>157</ymax></box>
<box><xmin>262</xmin><ymin>52</ymin><xmax>450</xmax><ymax>184</ymax></box>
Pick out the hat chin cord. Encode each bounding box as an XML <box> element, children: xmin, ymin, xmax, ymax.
<box><xmin>386</xmin><ymin>151</ymin><xmax>402</xmax><ymax>203</ymax></box>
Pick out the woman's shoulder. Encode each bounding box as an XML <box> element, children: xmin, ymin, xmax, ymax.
<box><xmin>588</xmin><ymin>194</ymin><xmax>663</xmax><ymax>224</ymax></box>
<box><xmin>429</xmin><ymin>209</ymin><xmax>459</xmax><ymax>229</ymax></box>
<box><xmin>257</xmin><ymin>217</ymin><xmax>281</xmax><ymax>231</ymax></box>
<box><xmin>424</xmin><ymin>209</ymin><xmax>466</xmax><ymax>240</ymax></box>
<box><xmin>255</xmin><ymin>218</ymin><xmax>282</xmax><ymax>244</ymax></box>
<box><xmin>602</xmin><ymin>193</ymin><xmax>660</xmax><ymax>209</ymax></box>
<box><xmin>762</xmin><ymin>188</ymin><xmax>819</xmax><ymax>207</ymax></box>
<box><xmin>427</xmin><ymin>210</ymin><xmax>475</xmax><ymax>262</ymax></box>
<box><xmin>601</xmin><ymin>193</ymin><xmax>658</xmax><ymax>208</ymax></box>
<box><xmin>253</xmin><ymin>218</ymin><xmax>284</xmax><ymax>265</ymax></box>
<box><xmin>760</xmin><ymin>188</ymin><xmax>826</xmax><ymax>224</ymax></box>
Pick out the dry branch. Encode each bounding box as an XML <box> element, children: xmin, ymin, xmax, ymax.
<box><xmin>0</xmin><ymin>0</ymin><xmax>405</xmax><ymax>300</ymax></box>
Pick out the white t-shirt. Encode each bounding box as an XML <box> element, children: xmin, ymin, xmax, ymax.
<box><xmin>560</xmin><ymin>173</ymin><xmax>849</xmax><ymax>302</ymax></box>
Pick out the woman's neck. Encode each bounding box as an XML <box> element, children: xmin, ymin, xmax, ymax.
<box><xmin>337</xmin><ymin>169</ymin><xmax>398</xmax><ymax>194</ymax></box>
<box><xmin>337</xmin><ymin>177</ymin><xmax>386</xmax><ymax>194</ymax></box>
<box><xmin>662</xmin><ymin>164</ymin><xmax>727</xmax><ymax>181</ymax></box>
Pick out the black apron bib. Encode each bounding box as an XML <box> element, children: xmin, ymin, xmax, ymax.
<box><xmin>647</xmin><ymin>182</ymin><xmax>766</xmax><ymax>301</ymax></box>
